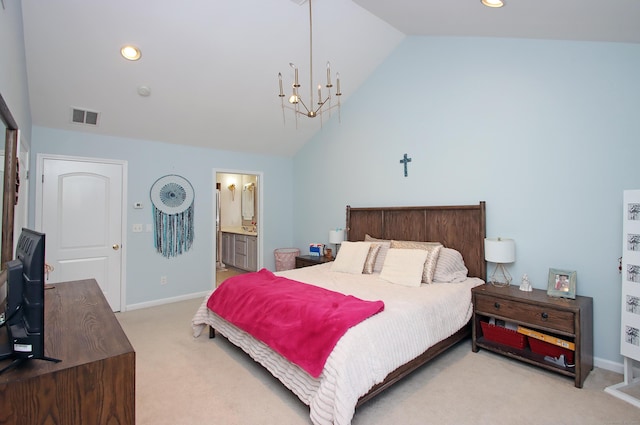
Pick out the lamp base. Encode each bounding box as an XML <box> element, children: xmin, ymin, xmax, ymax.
<box><xmin>489</xmin><ymin>264</ymin><xmax>512</xmax><ymax>287</ymax></box>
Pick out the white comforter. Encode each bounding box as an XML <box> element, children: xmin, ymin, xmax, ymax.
<box><xmin>192</xmin><ymin>263</ymin><xmax>483</xmax><ymax>425</ymax></box>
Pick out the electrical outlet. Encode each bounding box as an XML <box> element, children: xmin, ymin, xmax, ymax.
<box><xmin>132</xmin><ymin>224</ymin><xmax>143</xmax><ymax>233</ymax></box>
<box><xmin>160</xmin><ymin>276</ymin><xmax>167</xmax><ymax>285</ymax></box>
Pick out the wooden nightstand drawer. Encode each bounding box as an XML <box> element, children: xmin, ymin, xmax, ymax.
<box><xmin>475</xmin><ymin>293</ymin><xmax>575</xmax><ymax>334</ymax></box>
<box><xmin>295</xmin><ymin>255</ymin><xmax>333</xmax><ymax>268</ymax></box>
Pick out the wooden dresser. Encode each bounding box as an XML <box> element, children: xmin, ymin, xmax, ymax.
<box><xmin>0</xmin><ymin>279</ymin><xmax>135</xmax><ymax>424</ymax></box>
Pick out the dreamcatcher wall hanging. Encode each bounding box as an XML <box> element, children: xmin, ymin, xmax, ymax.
<box><xmin>150</xmin><ymin>174</ymin><xmax>195</xmax><ymax>258</ymax></box>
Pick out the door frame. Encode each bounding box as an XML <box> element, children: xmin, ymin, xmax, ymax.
<box><xmin>35</xmin><ymin>153</ymin><xmax>128</xmax><ymax>311</ymax></box>
<box><xmin>1</xmin><ymin>92</ymin><xmax>19</xmax><ymax>268</ymax></box>
<box><xmin>213</xmin><ymin>167</ymin><xmax>263</xmax><ymax>285</ymax></box>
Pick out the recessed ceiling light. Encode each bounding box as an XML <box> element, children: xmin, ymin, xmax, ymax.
<box><xmin>481</xmin><ymin>0</ymin><xmax>504</xmax><ymax>7</ymax></box>
<box><xmin>121</xmin><ymin>45</ymin><xmax>141</xmax><ymax>61</ymax></box>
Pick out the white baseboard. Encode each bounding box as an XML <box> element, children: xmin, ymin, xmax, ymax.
<box><xmin>595</xmin><ymin>357</ymin><xmax>624</xmax><ymax>373</ymax></box>
<box><xmin>595</xmin><ymin>356</ymin><xmax>640</xmax><ymax>376</ymax></box>
<box><xmin>124</xmin><ymin>291</ymin><xmax>210</xmax><ymax>311</ymax></box>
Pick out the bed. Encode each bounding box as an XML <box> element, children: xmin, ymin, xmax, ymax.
<box><xmin>192</xmin><ymin>202</ymin><xmax>486</xmax><ymax>425</ymax></box>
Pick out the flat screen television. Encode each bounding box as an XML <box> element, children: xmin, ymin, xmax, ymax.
<box><xmin>0</xmin><ymin>228</ymin><xmax>59</xmax><ymax>374</ymax></box>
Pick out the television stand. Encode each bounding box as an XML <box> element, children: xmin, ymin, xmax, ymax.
<box><xmin>0</xmin><ymin>279</ymin><xmax>135</xmax><ymax>424</ymax></box>
<box><xmin>0</xmin><ymin>340</ymin><xmax>10</xmax><ymax>361</ymax></box>
<box><xmin>0</xmin><ymin>355</ymin><xmax>61</xmax><ymax>376</ymax></box>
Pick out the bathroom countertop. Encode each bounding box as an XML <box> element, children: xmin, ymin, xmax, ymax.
<box><xmin>221</xmin><ymin>227</ymin><xmax>258</xmax><ymax>237</ymax></box>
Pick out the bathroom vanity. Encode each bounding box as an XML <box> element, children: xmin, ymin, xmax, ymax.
<box><xmin>221</xmin><ymin>228</ymin><xmax>257</xmax><ymax>271</ymax></box>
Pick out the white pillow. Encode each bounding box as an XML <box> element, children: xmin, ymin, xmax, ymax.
<box><xmin>331</xmin><ymin>241</ymin><xmax>372</xmax><ymax>274</ymax></box>
<box><xmin>433</xmin><ymin>248</ymin><xmax>469</xmax><ymax>283</ymax></box>
<box><xmin>390</xmin><ymin>240</ymin><xmax>442</xmax><ymax>284</ymax></box>
<box><xmin>379</xmin><ymin>248</ymin><xmax>430</xmax><ymax>287</ymax></box>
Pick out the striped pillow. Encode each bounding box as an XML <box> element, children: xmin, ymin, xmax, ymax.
<box><xmin>432</xmin><ymin>248</ymin><xmax>468</xmax><ymax>283</ymax></box>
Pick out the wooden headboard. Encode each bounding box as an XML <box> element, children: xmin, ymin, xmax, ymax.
<box><xmin>345</xmin><ymin>202</ymin><xmax>486</xmax><ymax>280</ymax></box>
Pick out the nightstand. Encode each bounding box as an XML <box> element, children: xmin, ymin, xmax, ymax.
<box><xmin>472</xmin><ymin>284</ymin><xmax>593</xmax><ymax>388</ymax></box>
<box><xmin>295</xmin><ymin>255</ymin><xmax>333</xmax><ymax>269</ymax></box>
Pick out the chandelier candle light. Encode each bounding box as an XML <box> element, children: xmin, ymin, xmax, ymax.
<box><xmin>278</xmin><ymin>0</ymin><xmax>342</xmax><ymax>125</ymax></box>
<box><xmin>484</xmin><ymin>237</ymin><xmax>515</xmax><ymax>287</ymax></box>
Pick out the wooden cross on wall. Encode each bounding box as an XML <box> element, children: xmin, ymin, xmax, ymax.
<box><xmin>399</xmin><ymin>153</ymin><xmax>412</xmax><ymax>177</ymax></box>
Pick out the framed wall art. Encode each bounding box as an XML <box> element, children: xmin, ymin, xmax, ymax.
<box><xmin>547</xmin><ymin>268</ymin><xmax>577</xmax><ymax>299</ymax></box>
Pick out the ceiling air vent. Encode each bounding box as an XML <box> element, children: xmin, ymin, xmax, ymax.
<box><xmin>71</xmin><ymin>108</ymin><xmax>100</xmax><ymax>126</ymax></box>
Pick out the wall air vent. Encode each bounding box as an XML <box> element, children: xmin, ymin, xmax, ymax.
<box><xmin>71</xmin><ymin>108</ymin><xmax>100</xmax><ymax>126</ymax></box>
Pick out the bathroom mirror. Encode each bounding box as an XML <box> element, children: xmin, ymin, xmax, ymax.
<box><xmin>241</xmin><ymin>180</ymin><xmax>256</xmax><ymax>222</ymax></box>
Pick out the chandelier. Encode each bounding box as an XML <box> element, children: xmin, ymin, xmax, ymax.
<box><xmin>277</xmin><ymin>0</ymin><xmax>341</xmax><ymax>124</ymax></box>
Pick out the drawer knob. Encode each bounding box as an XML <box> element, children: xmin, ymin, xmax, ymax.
<box><xmin>494</xmin><ymin>302</ymin><xmax>501</xmax><ymax>309</ymax></box>
<box><xmin>541</xmin><ymin>312</ymin><xmax>549</xmax><ymax>320</ymax></box>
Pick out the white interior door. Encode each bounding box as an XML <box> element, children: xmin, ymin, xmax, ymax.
<box><xmin>37</xmin><ymin>156</ymin><xmax>125</xmax><ymax>311</ymax></box>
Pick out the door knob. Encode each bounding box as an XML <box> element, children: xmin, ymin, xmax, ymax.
<box><xmin>112</xmin><ymin>244</ymin><xmax>120</xmax><ymax>250</ymax></box>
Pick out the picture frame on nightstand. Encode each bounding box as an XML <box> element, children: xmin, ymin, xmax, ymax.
<box><xmin>547</xmin><ymin>268</ymin><xmax>577</xmax><ymax>299</ymax></box>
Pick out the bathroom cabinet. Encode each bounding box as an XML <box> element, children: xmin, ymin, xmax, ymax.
<box><xmin>221</xmin><ymin>231</ymin><xmax>257</xmax><ymax>272</ymax></box>
<box><xmin>221</xmin><ymin>232</ymin><xmax>234</xmax><ymax>266</ymax></box>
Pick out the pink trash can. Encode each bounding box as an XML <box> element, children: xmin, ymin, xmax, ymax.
<box><xmin>274</xmin><ymin>248</ymin><xmax>300</xmax><ymax>271</ymax></box>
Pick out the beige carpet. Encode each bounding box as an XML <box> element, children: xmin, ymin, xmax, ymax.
<box><xmin>116</xmin><ymin>297</ymin><xmax>640</xmax><ymax>425</ymax></box>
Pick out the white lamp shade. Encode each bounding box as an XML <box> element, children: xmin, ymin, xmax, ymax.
<box><xmin>484</xmin><ymin>238</ymin><xmax>515</xmax><ymax>263</ymax></box>
<box><xmin>329</xmin><ymin>229</ymin><xmax>345</xmax><ymax>244</ymax></box>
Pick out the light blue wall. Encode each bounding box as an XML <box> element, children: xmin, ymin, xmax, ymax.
<box><xmin>30</xmin><ymin>127</ymin><xmax>294</xmax><ymax>306</ymax></box>
<box><xmin>293</xmin><ymin>36</ymin><xmax>640</xmax><ymax>366</ymax></box>
<box><xmin>5</xmin><ymin>1</ymin><xmax>640</xmax><ymax>366</ymax></box>
<box><xmin>0</xmin><ymin>0</ymin><xmax>32</xmax><ymax>142</ymax></box>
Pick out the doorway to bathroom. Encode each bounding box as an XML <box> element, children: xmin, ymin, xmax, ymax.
<box><xmin>214</xmin><ymin>170</ymin><xmax>262</xmax><ymax>285</ymax></box>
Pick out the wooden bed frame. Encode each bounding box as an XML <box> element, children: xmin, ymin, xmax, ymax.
<box><xmin>348</xmin><ymin>202</ymin><xmax>486</xmax><ymax>406</ymax></box>
<box><xmin>209</xmin><ymin>202</ymin><xmax>487</xmax><ymax>409</ymax></box>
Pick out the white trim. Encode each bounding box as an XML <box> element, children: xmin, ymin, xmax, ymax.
<box><xmin>34</xmin><ymin>153</ymin><xmax>128</xmax><ymax>312</ymax></box>
<box><xmin>125</xmin><ymin>291</ymin><xmax>209</xmax><ymax>311</ymax></box>
<box><xmin>595</xmin><ymin>356</ymin><xmax>626</xmax><ymax>374</ymax></box>
<box><xmin>604</xmin><ymin>357</ymin><xmax>640</xmax><ymax>408</ymax></box>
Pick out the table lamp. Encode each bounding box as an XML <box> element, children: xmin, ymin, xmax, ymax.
<box><xmin>329</xmin><ymin>229</ymin><xmax>345</xmax><ymax>259</ymax></box>
<box><xmin>484</xmin><ymin>237</ymin><xmax>515</xmax><ymax>287</ymax></box>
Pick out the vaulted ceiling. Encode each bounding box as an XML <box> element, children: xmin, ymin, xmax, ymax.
<box><xmin>20</xmin><ymin>0</ymin><xmax>640</xmax><ymax>157</ymax></box>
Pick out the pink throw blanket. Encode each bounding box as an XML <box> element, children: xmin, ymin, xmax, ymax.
<box><xmin>207</xmin><ymin>268</ymin><xmax>384</xmax><ymax>378</ymax></box>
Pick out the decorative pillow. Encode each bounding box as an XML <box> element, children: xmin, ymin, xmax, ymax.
<box><xmin>364</xmin><ymin>234</ymin><xmax>391</xmax><ymax>273</ymax></box>
<box><xmin>362</xmin><ymin>243</ymin><xmax>381</xmax><ymax>274</ymax></box>
<box><xmin>379</xmin><ymin>248</ymin><xmax>430</xmax><ymax>287</ymax></box>
<box><xmin>331</xmin><ymin>241</ymin><xmax>372</xmax><ymax>274</ymax></box>
<box><xmin>389</xmin><ymin>240</ymin><xmax>442</xmax><ymax>249</ymax></box>
<box><xmin>390</xmin><ymin>240</ymin><xmax>443</xmax><ymax>284</ymax></box>
<box><xmin>432</xmin><ymin>247</ymin><xmax>469</xmax><ymax>283</ymax></box>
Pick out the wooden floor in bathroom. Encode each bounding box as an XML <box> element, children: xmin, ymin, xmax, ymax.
<box><xmin>215</xmin><ymin>267</ymin><xmax>248</xmax><ymax>286</ymax></box>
